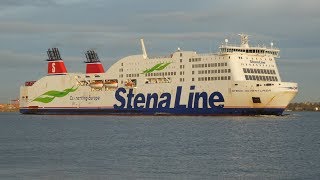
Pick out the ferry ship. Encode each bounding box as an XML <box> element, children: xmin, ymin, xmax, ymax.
<box><xmin>19</xmin><ymin>34</ymin><xmax>298</xmax><ymax>115</ymax></box>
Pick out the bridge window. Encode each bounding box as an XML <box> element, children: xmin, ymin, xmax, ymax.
<box><xmin>252</xmin><ymin>75</ymin><xmax>256</xmax><ymax>80</ymax></box>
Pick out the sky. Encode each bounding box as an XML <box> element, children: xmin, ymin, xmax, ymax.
<box><xmin>0</xmin><ymin>0</ymin><xmax>319</xmax><ymax>103</ymax></box>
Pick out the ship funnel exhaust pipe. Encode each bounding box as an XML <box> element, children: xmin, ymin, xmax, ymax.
<box><xmin>140</xmin><ymin>39</ymin><xmax>148</xmax><ymax>60</ymax></box>
<box><xmin>84</xmin><ymin>50</ymin><xmax>105</xmax><ymax>74</ymax></box>
<box><xmin>46</xmin><ymin>48</ymin><xmax>67</xmax><ymax>75</ymax></box>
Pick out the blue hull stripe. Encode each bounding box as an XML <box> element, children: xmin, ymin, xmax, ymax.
<box><xmin>20</xmin><ymin>108</ymin><xmax>285</xmax><ymax>116</ymax></box>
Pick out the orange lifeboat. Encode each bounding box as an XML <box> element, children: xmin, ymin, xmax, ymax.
<box><xmin>125</xmin><ymin>81</ymin><xmax>134</xmax><ymax>87</ymax></box>
<box><xmin>89</xmin><ymin>81</ymin><xmax>104</xmax><ymax>88</ymax></box>
<box><xmin>105</xmin><ymin>80</ymin><xmax>118</xmax><ymax>88</ymax></box>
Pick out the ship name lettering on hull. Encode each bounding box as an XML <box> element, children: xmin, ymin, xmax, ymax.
<box><xmin>114</xmin><ymin>86</ymin><xmax>224</xmax><ymax>109</ymax></box>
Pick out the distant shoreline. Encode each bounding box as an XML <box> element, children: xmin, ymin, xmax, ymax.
<box><xmin>0</xmin><ymin>104</ymin><xmax>19</xmax><ymax>112</ymax></box>
<box><xmin>286</xmin><ymin>102</ymin><xmax>320</xmax><ymax>111</ymax></box>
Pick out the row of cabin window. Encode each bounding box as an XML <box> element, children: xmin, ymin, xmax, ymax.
<box><xmin>198</xmin><ymin>69</ymin><xmax>231</xmax><ymax>75</ymax></box>
<box><xmin>189</xmin><ymin>58</ymin><xmax>201</xmax><ymax>62</ymax></box>
<box><xmin>265</xmin><ymin>51</ymin><xmax>278</xmax><ymax>55</ymax></box>
<box><xmin>198</xmin><ymin>76</ymin><xmax>231</xmax><ymax>81</ymax></box>
<box><xmin>243</xmin><ymin>68</ymin><xmax>276</xmax><ymax>75</ymax></box>
<box><xmin>245</xmin><ymin>75</ymin><xmax>278</xmax><ymax>81</ymax></box>
<box><xmin>146</xmin><ymin>72</ymin><xmax>177</xmax><ymax>77</ymax></box>
<box><xmin>222</xmin><ymin>48</ymin><xmax>265</xmax><ymax>53</ymax></box>
<box><xmin>240</xmin><ymin>57</ymin><xmax>274</xmax><ymax>61</ymax></box>
<box><xmin>192</xmin><ymin>62</ymin><xmax>228</xmax><ymax>68</ymax></box>
<box><xmin>127</xmin><ymin>74</ymin><xmax>140</xmax><ymax>78</ymax></box>
<box><xmin>221</xmin><ymin>48</ymin><xmax>278</xmax><ymax>55</ymax></box>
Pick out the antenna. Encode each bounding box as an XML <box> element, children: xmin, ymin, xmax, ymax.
<box><xmin>270</xmin><ymin>42</ymin><xmax>274</xmax><ymax>49</ymax></box>
<box><xmin>238</xmin><ymin>34</ymin><xmax>249</xmax><ymax>48</ymax></box>
<box><xmin>225</xmin><ymin>39</ymin><xmax>229</xmax><ymax>45</ymax></box>
<box><xmin>140</xmin><ymin>38</ymin><xmax>148</xmax><ymax>60</ymax></box>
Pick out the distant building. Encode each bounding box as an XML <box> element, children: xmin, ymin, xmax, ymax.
<box><xmin>11</xmin><ymin>99</ymin><xmax>19</xmax><ymax>108</ymax></box>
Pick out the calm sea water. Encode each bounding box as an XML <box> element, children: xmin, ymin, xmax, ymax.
<box><xmin>0</xmin><ymin>112</ymin><xmax>319</xmax><ymax>179</ymax></box>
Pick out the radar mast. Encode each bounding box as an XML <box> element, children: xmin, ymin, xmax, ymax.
<box><xmin>239</xmin><ymin>34</ymin><xmax>249</xmax><ymax>48</ymax></box>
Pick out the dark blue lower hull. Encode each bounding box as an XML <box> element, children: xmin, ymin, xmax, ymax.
<box><xmin>20</xmin><ymin>107</ymin><xmax>285</xmax><ymax>116</ymax></box>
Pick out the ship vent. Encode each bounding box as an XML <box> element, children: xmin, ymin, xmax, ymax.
<box><xmin>47</xmin><ymin>48</ymin><xmax>62</xmax><ymax>61</ymax></box>
<box><xmin>85</xmin><ymin>50</ymin><xmax>100</xmax><ymax>63</ymax></box>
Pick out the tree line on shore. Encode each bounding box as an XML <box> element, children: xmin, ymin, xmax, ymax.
<box><xmin>286</xmin><ymin>102</ymin><xmax>320</xmax><ymax>111</ymax></box>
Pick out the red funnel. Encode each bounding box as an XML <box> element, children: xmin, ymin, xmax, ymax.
<box><xmin>85</xmin><ymin>50</ymin><xmax>104</xmax><ymax>74</ymax></box>
<box><xmin>46</xmin><ymin>48</ymin><xmax>67</xmax><ymax>75</ymax></box>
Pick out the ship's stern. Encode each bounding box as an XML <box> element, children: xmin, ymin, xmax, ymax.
<box><xmin>19</xmin><ymin>81</ymin><xmax>37</xmax><ymax>114</ymax></box>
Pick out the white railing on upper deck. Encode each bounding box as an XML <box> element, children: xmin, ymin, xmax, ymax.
<box><xmin>219</xmin><ymin>44</ymin><xmax>280</xmax><ymax>57</ymax></box>
<box><xmin>198</xmin><ymin>53</ymin><xmax>219</xmax><ymax>56</ymax></box>
<box><xmin>149</xmin><ymin>55</ymin><xmax>172</xmax><ymax>59</ymax></box>
<box><xmin>219</xmin><ymin>44</ymin><xmax>279</xmax><ymax>50</ymax></box>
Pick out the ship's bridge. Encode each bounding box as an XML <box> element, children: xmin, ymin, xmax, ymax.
<box><xmin>219</xmin><ymin>34</ymin><xmax>280</xmax><ymax>58</ymax></box>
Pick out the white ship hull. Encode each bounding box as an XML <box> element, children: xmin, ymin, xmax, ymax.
<box><xmin>19</xmin><ymin>74</ymin><xmax>297</xmax><ymax>115</ymax></box>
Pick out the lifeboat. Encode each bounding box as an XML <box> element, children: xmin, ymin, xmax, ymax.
<box><xmin>105</xmin><ymin>80</ymin><xmax>118</xmax><ymax>88</ymax></box>
<box><xmin>89</xmin><ymin>81</ymin><xmax>104</xmax><ymax>88</ymax></box>
<box><xmin>125</xmin><ymin>81</ymin><xmax>135</xmax><ymax>87</ymax></box>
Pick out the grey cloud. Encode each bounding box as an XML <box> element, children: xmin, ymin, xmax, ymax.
<box><xmin>0</xmin><ymin>0</ymin><xmax>319</xmax><ymax>102</ymax></box>
<box><xmin>0</xmin><ymin>50</ymin><xmax>45</xmax><ymax>70</ymax></box>
<box><xmin>0</xmin><ymin>0</ymin><xmax>94</xmax><ymax>8</ymax></box>
<box><xmin>0</xmin><ymin>22</ymin><xmax>124</xmax><ymax>34</ymax></box>
<box><xmin>0</xmin><ymin>50</ymin><xmax>84</xmax><ymax>68</ymax></box>
<box><xmin>0</xmin><ymin>0</ymin><xmax>57</xmax><ymax>7</ymax></box>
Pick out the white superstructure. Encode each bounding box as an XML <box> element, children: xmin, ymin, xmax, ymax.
<box><xmin>20</xmin><ymin>34</ymin><xmax>298</xmax><ymax>115</ymax></box>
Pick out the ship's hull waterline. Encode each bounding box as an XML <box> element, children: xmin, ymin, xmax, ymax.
<box><xmin>20</xmin><ymin>107</ymin><xmax>286</xmax><ymax>116</ymax></box>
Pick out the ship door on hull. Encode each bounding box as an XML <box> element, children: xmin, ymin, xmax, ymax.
<box><xmin>252</xmin><ymin>97</ymin><xmax>261</xmax><ymax>103</ymax></box>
